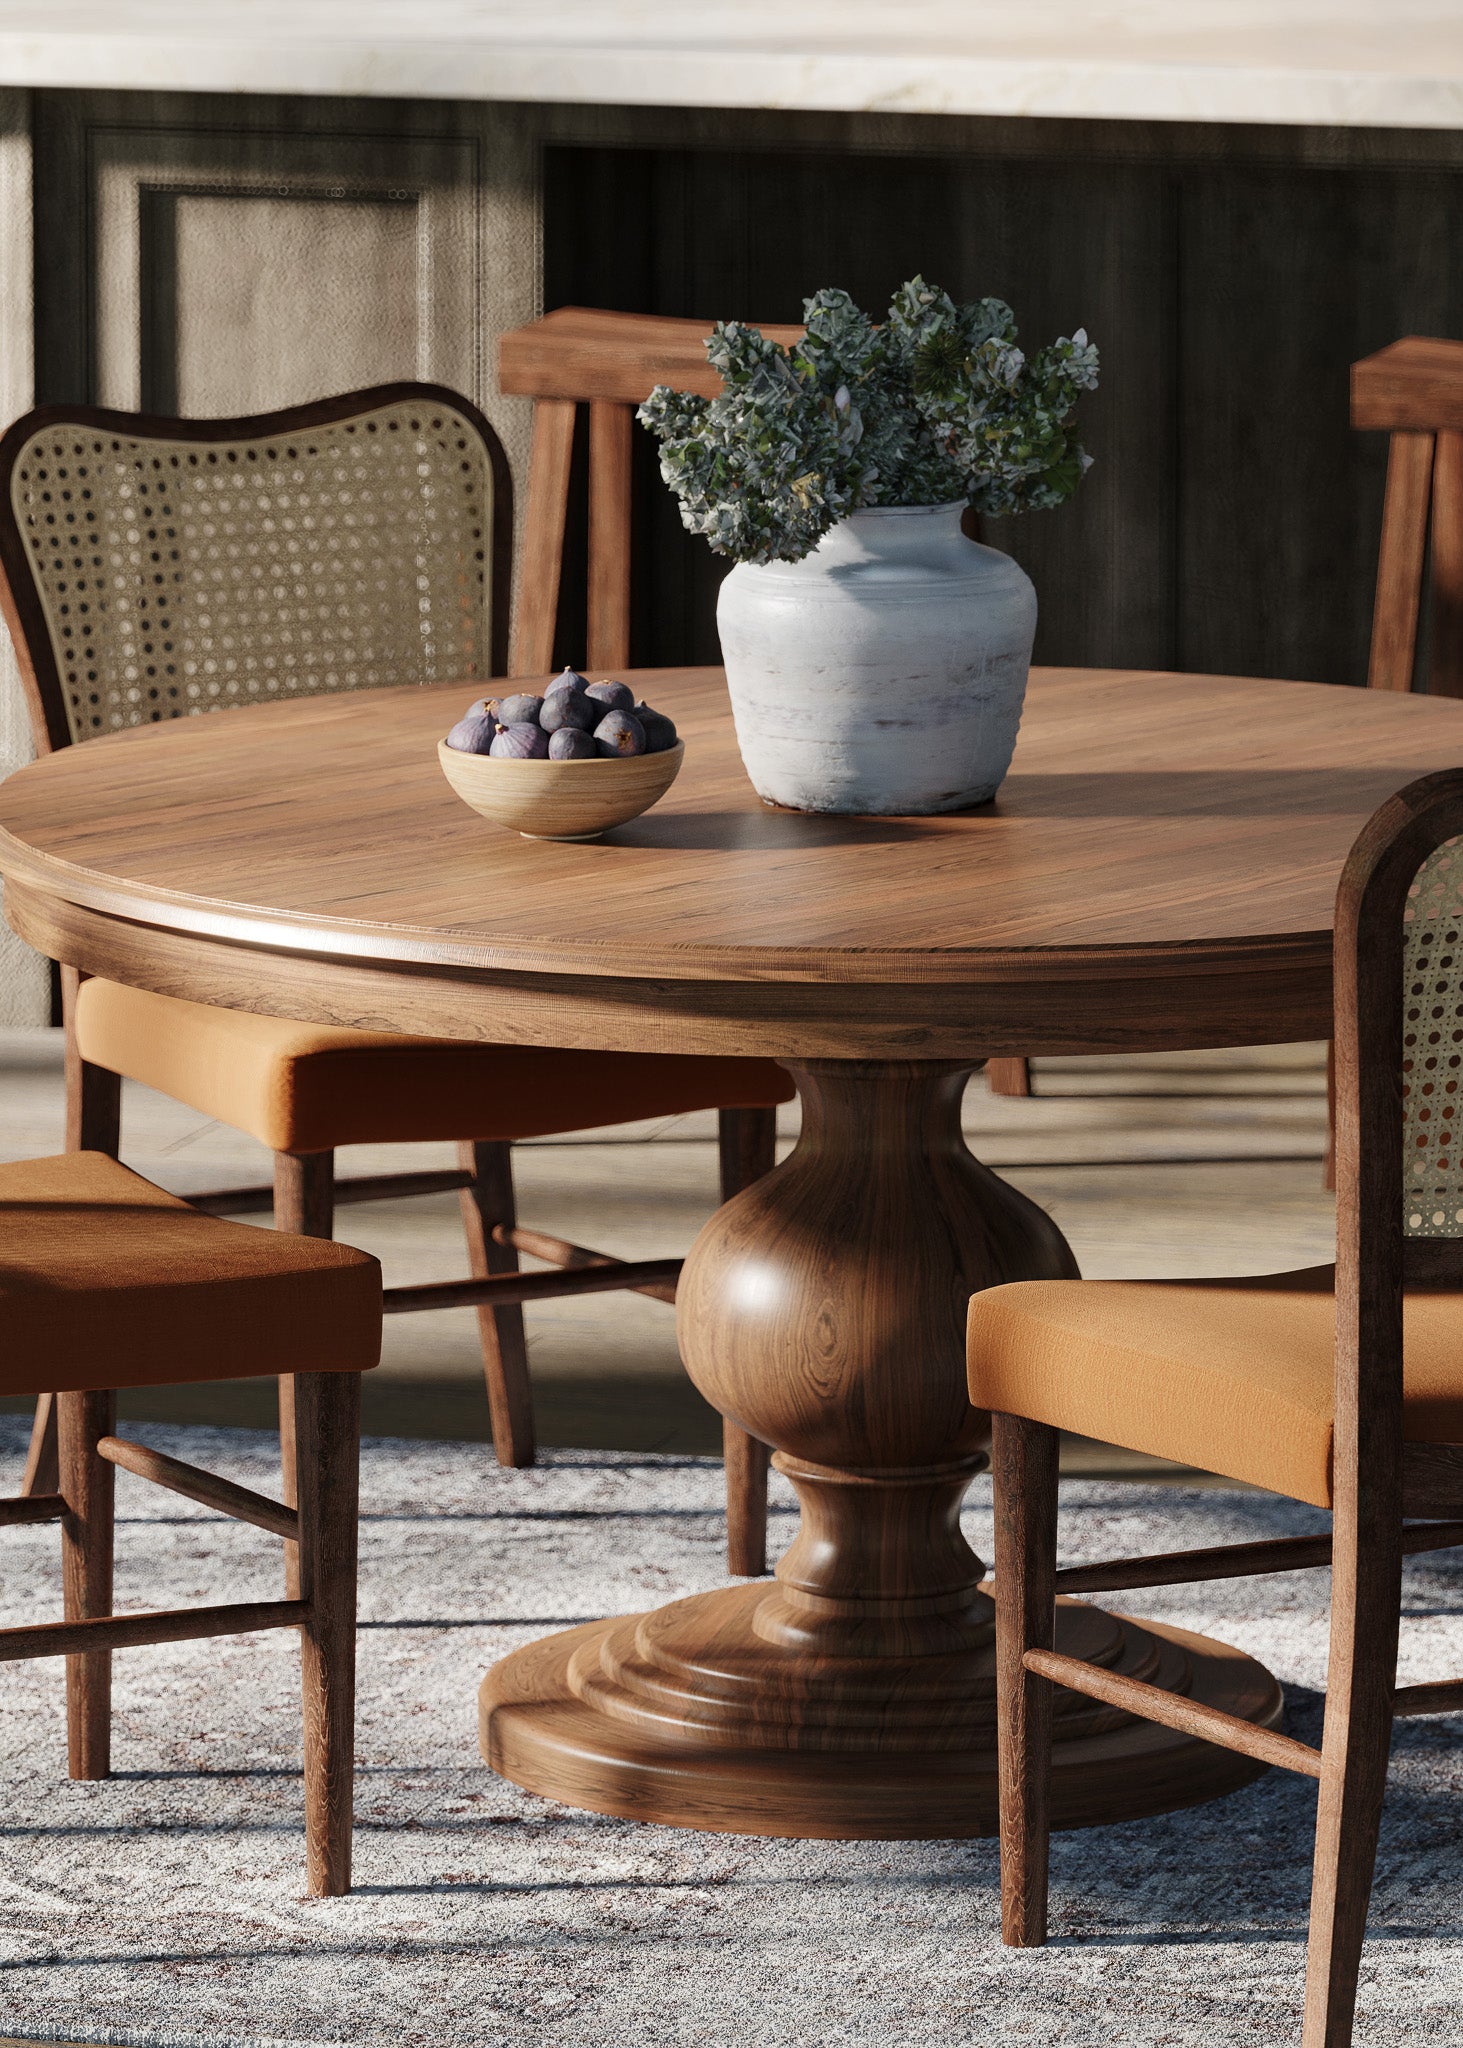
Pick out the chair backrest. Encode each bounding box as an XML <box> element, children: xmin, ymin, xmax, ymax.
<box><xmin>1353</xmin><ymin>337</ymin><xmax>1463</xmax><ymax>697</ymax></box>
<box><xmin>1401</xmin><ymin>830</ymin><xmax>1463</xmax><ymax>1240</ymax></box>
<box><xmin>1333</xmin><ymin>770</ymin><xmax>1463</xmax><ymax>1534</ymax></box>
<box><xmin>0</xmin><ymin>384</ymin><xmax>513</xmax><ymax>755</ymax></box>
<box><xmin>498</xmin><ymin>307</ymin><xmax>804</xmax><ymax>677</ymax></box>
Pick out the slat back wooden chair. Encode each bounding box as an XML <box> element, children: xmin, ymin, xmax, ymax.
<box><xmin>999</xmin><ymin>336</ymin><xmax>1463</xmax><ymax>1136</ymax></box>
<box><xmin>498</xmin><ymin>305</ymin><xmax>804</xmax><ymax>678</ymax></box>
<box><xmin>969</xmin><ymin>766</ymin><xmax>1463</xmax><ymax>2047</ymax></box>
<box><xmin>497</xmin><ymin>307</ymin><xmax>1036</xmax><ymax>1096</ymax></box>
<box><xmin>1306</xmin><ymin>336</ymin><xmax>1463</xmax><ymax>1190</ymax></box>
<box><xmin>0</xmin><ymin>385</ymin><xmax>792</xmax><ymax>1577</ymax></box>
<box><xmin>1</xmin><ymin>1148</ymin><xmax>379</xmax><ymax>1895</ymax></box>
<box><xmin>1353</xmin><ymin>335</ymin><xmax>1463</xmax><ymax>699</ymax></box>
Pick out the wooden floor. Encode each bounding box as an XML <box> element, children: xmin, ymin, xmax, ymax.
<box><xmin>0</xmin><ymin>1030</ymin><xmax>1334</xmax><ymax>1478</ymax></box>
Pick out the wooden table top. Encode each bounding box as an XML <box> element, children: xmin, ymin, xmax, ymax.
<box><xmin>4</xmin><ymin>665</ymin><xmax>1462</xmax><ymax>1060</ymax></box>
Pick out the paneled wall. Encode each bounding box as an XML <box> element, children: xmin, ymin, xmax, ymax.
<box><xmin>543</xmin><ymin>126</ymin><xmax>1463</xmax><ymax>686</ymax></box>
<box><xmin>31</xmin><ymin>91</ymin><xmax>539</xmax><ymax>444</ymax></box>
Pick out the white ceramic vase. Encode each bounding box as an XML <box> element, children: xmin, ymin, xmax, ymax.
<box><xmin>715</xmin><ymin>501</ymin><xmax>1038</xmax><ymax>815</ymax></box>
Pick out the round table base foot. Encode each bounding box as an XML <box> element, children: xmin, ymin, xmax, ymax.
<box><xmin>480</xmin><ymin>1606</ymin><xmax>1283</xmax><ymax>1839</ymax></box>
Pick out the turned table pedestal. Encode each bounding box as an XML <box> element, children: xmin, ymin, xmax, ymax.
<box><xmin>484</xmin><ymin>1055</ymin><xmax>1276</xmax><ymax>1834</ymax></box>
<box><xmin>6</xmin><ymin>664</ymin><xmax>1462</xmax><ymax>1836</ymax></box>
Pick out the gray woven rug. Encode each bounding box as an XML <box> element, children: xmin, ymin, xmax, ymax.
<box><xmin>1</xmin><ymin>1419</ymin><xmax>1461</xmax><ymax>2048</ymax></box>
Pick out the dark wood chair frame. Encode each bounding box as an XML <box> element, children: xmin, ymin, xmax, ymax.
<box><xmin>5</xmin><ymin>1371</ymin><xmax>361</xmax><ymax>1895</ymax></box>
<box><xmin>0</xmin><ymin>385</ymin><xmax>779</xmax><ymax>1575</ymax></box>
<box><xmin>991</xmin><ymin>766</ymin><xmax>1463</xmax><ymax>2047</ymax></box>
<box><xmin>1353</xmin><ymin>335</ymin><xmax>1463</xmax><ymax>703</ymax></box>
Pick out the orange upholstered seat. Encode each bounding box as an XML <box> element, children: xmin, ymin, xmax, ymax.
<box><xmin>74</xmin><ymin>979</ymin><xmax>795</xmax><ymax>1155</ymax></box>
<box><xmin>0</xmin><ymin>1150</ymin><xmax>380</xmax><ymax>1395</ymax></box>
<box><xmin>967</xmin><ymin>1266</ymin><xmax>1463</xmax><ymax>1507</ymax></box>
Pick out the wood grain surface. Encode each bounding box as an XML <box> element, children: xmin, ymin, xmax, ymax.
<box><xmin>480</xmin><ymin>1053</ymin><xmax>1280</xmax><ymax>1839</ymax></box>
<box><xmin>497</xmin><ymin>306</ymin><xmax>805</xmax><ymax>406</ymax></box>
<box><xmin>4</xmin><ymin>665</ymin><xmax>1463</xmax><ymax>1061</ymax></box>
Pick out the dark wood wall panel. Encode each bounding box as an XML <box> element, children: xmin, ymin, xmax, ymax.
<box><xmin>545</xmin><ymin>140</ymin><xmax>1463</xmax><ymax>691</ymax></box>
<box><xmin>1176</xmin><ymin>167</ymin><xmax>1463</xmax><ymax>684</ymax></box>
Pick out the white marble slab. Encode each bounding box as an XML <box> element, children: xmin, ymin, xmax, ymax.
<box><xmin>0</xmin><ymin>0</ymin><xmax>1460</xmax><ymax>131</ymax></box>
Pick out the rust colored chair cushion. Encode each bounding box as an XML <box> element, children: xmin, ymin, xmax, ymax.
<box><xmin>1</xmin><ymin>1151</ymin><xmax>380</xmax><ymax>1396</ymax></box>
<box><xmin>967</xmin><ymin>1267</ymin><xmax>1463</xmax><ymax>1507</ymax></box>
<box><xmin>74</xmin><ymin>979</ymin><xmax>795</xmax><ymax>1155</ymax></box>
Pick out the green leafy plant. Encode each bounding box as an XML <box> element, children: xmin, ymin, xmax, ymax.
<box><xmin>638</xmin><ymin>277</ymin><xmax>1099</xmax><ymax>566</ymax></box>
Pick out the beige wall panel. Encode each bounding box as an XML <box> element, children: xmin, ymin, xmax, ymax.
<box><xmin>90</xmin><ymin>126</ymin><xmax>482</xmax><ymax>413</ymax></box>
<box><xmin>161</xmin><ymin>191</ymin><xmax>423</xmax><ymax>415</ymax></box>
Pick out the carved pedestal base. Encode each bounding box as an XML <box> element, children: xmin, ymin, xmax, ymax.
<box><xmin>483</xmin><ymin>1589</ymin><xmax>1280</xmax><ymax>1837</ymax></box>
<box><xmin>481</xmin><ymin>1060</ymin><xmax>1283</xmax><ymax>1838</ymax></box>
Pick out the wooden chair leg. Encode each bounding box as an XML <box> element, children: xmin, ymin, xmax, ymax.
<box><xmin>717</xmin><ymin>1106</ymin><xmax>779</xmax><ymax>1575</ymax></box>
<box><xmin>61</xmin><ymin>966</ymin><xmax>122</xmax><ymax>1155</ymax></box>
<box><xmin>44</xmin><ymin>974</ymin><xmax>122</xmax><ymax>1510</ymax></box>
<box><xmin>274</xmin><ymin>1150</ymin><xmax>336</xmax><ymax>1599</ymax></box>
<box><xmin>21</xmin><ymin>1389</ymin><xmax>60</xmax><ymax>1496</ymax></box>
<box><xmin>1301</xmin><ymin>1529</ymin><xmax>1401</xmax><ymax>2047</ymax></box>
<box><xmin>992</xmin><ymin>1410</ymin><xmax>1060</xmax><ymax>1948</ymax></box>
<box><xmin>511</xmin><ymin>396</ymin><xmax>577</xmax><ymax>677</ymax></box>
<box><xmin>458</xmin><ymin>1140</ymin><xmax>535</xmax><ymax>1468</ymax></box>
<box><xmin>987</xmin><ymin>1057</ymin><xmax>1033</xmax><ymax>1098</ymax></box>
<box><xmin>1323</xmin><ymin>1039</ymin><xmax>1338</xmax><ymax>1193</ymax></box>
<box><xmin>293</xmin><ymin>1368</ymin><xmax>361</xmax><ymax>1898</ymax></box>
<box><xmin>587</xmin><ymin>400</ymin><xmax>633</xmax><ymax>670</ymax></box>
<box><xmin>58</xmin><ymin>1387</ymin><xmax>117</xmax><ymax>1781</ymax></box>
<box><xmin>721</xmin><ymin>1419</ymin><xmax>770</xmax><ymax>1577</ymax></box>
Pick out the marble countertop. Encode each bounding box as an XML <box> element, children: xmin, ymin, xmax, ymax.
<box><xmin>0</xmin><ymin>0</ymin><xmax>1460</xmax><ymax>131</ymax></box>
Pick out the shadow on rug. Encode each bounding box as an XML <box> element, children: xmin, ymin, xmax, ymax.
<box><xmin>0</xmin><ymin>1421</ymin><xmax>1460</xmax><ymax>2048</ymax></box>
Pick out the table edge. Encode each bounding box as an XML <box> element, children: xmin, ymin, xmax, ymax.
<box><xmin>0</xmin><ymin>825</ymin><xmax>1335</xmax><ymax>991</ymax></box>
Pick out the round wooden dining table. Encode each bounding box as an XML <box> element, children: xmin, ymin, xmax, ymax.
<box><xmin>5</xmin><ymin>663</ymin><xmax>1463</xmax><ymax>1841</ymax></box>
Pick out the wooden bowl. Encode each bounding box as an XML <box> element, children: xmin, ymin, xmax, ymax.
<box><xmin>437</xmin><ymin>738</ymin><xmax>685</xmax><ymax>841</ymax></box>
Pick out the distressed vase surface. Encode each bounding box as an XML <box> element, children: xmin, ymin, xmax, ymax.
<box><xmin>716</xmin><ymin>501</ymin><xmax>1038</xmax><ymax>815</ymax></box>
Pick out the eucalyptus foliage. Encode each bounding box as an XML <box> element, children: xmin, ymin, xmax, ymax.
<box><xmin>638</xmin><ymin>277</ymin><xmax>1099</xmax><ymax>565</ymax></box>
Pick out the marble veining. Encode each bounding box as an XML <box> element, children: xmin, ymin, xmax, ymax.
<box><xmin>0</xmin><ymin>0</ymin><xmax>1460</xmax><ymax>129</ymax></box>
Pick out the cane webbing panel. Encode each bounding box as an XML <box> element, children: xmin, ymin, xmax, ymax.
<box><xmin>1404</xmin><ymin>836</ymin><xmax>1463</xmax><ymax>1235</ymax></box>
<box><xmin>9</xmin><ymin>400</ymin><xmax>494</xmax><ymax>742</ymax></box>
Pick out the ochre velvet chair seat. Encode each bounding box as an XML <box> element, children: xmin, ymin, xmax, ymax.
<box><xmin>0</xmin><ymin>1151</ymin><xmax>381</xmax><ymax>1395</ymax></box>
<box><xmin>967</xmin><ymin>1267</ymin><xmax>1463</xmax><ymax>1507</ymax></box>
<box><xmin>75</xmin><ymin>979</ymin><xmax>795</xmax><ymax>1155</ymax></box>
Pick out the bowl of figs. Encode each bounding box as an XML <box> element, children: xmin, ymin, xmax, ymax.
<box><xmin>437</xmin><ymin>670</ymin><xmax>683</xmax><ymax>841</ymax></box>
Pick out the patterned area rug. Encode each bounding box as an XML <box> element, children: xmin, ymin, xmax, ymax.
<box><xmin>0</xmin><ymin>1420</ymin><xmax>1460</xmax><ymax>2048</ymax></box>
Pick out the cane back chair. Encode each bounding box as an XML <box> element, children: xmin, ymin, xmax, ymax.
<box><xmin>969</xmin><ymin>767</ymin><xmax>1463</xmax><ymax>2047</ymax></box>
<box><xmin>0</xmin><ymin>385</ymin><xmax>792</xmax><ymax>1575</ymax></box>
<box><xmin>2</xmin><ymin>1148</ymin><xmax>379</xmax><ymax>1895</ymax></box>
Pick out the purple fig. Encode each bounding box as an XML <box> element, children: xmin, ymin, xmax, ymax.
<box><xmin>465</xmin><ymin>695</ymin><xmax>500</xmax><ymax>722</ymax></box>
<box><xmin>633</xmin><ymin>702</ymin><xmax>678</xmax><ymax>753</ymax></box>
<box><xmin>594</xmin><ymin>709</ymin><xmax>646</xmax><ymax>757</ymax></box>
<box><xmin>445</xmin><ymin>712</ymin><xmax>498</xmax><ymax>755</ymax></box>
<box><xmin>488</xmin><ymin>720</ymin><xmax>549</xmax><ymax>760</ymax></box>
<box><xmin>585</xmin><ymin>678</ymin><xmax>635</xmax><ymax>714</ymax></box>
<box><xmin>548</xmin><ymin>726</ymin><xmax>597</xmax><ymax>760</ymax></box>
<box><xmin>497</xmin><ymin>691</ymin><xmax>544</xmax><ymax>727</ymax></box>
<box><xmin>540</xmin><ymin>687</ymin><xmax>598</xmax><ymax>734</ymax></box>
